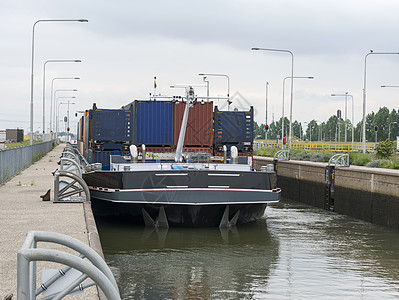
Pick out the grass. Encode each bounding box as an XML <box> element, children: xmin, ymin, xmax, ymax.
<box><xmin>254</xmin><ymin>147</ymin><xmax>399</xmax><ymax>169</ymax></box>
<box><xmin>4</xmin><ymin>140</ymin><xmax>43</xmax><ymax>149</ymax></box>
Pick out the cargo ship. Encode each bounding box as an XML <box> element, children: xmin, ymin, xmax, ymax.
<box><xmin>81</xmin><ymin>87</ymin><xmax>281</xmax><ymax>227</ymax></box>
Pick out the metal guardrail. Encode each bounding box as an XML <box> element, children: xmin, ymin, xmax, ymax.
<box><xmin>273</xmin><ymin>150</ymin><xmax>290</xmax><ymax>161</ymax></box>
<box><xmin>17</xmin><ymin>231</ymin><xmax>120</xmax><ymax>299</ymax></box>
<box><xmin>54</xmin><ymin>143</ymin><xmax>90</xmax><ymax>203</ymax></box>
<box><xmin>328</xmin><ymin>154</ymin><xmax>350</xmax><ymax>167</ymax></box>
<box><xmin>0</xmin><ymin>140</ymin><xmax>56</xmax><ymax>185</ymax></box>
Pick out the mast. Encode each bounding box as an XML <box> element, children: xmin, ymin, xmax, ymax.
<box><xmin>175</xmin><ymin>86</ymin><xmax>195</xmax><ymax>162</ymax></box>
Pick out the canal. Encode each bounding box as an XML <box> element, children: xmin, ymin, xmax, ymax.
<box><xmin>96</xmin><ymin>200</ymin><xmax>399</xmax><ymax>299</ymax></box>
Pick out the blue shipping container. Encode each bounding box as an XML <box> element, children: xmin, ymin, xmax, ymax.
<box><xmin>214</xmin><ymin>106</ymin><xmax>254</xmax><ymax>144</ymax></box>
<box><xmin>90</xmin><ymin>105</ymin><xmax>133</xmax><ymax>143</ymax></box>
<box><xmin>130</xmin><ymin>100</ymin><xmax>174</xmax><ymax>146</ymax></box>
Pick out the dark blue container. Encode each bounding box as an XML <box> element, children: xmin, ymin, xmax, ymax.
<box><xmin>129</xmin><ymin>100</ymin><xmax>174</xmax><ymax>146</ymax></box>
<box><xmin>214</xmin><ymin>106</ymin><xmax>254</xmax><ymax>144</ymax></box>
<box><xmin>90</xmin><ymin>104</ymin><xmax>133</xmax><ymax>143</ymax></box>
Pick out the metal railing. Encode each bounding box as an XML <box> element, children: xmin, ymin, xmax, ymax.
<box><xmin>256</xmin><ymin>140</ymin><xmax>375</xmax><ymax>152</ymax></box>
<box><xmin>273</xmin><ymin>150</ymin><xmax>290</xmax><ymax>161</ymax></box>
<box><xmin>54</xmin><ymin>143</ymin><xmax>90</xmax><ymax>203</ymax></box>
<box><xmin>17</xmin><ymin>231</ymin><xmax>120</xmax><ymax>299</ymax></box>
<box><xmin>0</xmin><ymin>140</ymin><xmax>56</xmax><ymax>185</ymax></box>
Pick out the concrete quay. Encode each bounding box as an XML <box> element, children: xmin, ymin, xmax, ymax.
<box><xmin>254</xmin><ymin>156</ymin><xmax>399</xmax><ymax>230</ymax></box>
<box><xmin>0</xmin><ymin>144</ymin><xmax>101</xmax><ymax>299</ymax></box>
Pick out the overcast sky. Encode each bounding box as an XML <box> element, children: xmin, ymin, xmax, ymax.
<box><xmin>2</xmin><ymin>0</ymin><xmax>399</xmax><ymax>134</ymax></box>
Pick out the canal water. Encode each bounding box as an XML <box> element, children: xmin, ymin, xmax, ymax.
<box><xmin>96</xmin><ymin>200</ymin><xmax>399</xmax><ymax>299</ymax></box>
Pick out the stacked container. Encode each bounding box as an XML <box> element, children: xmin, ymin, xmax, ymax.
<box><xmin>213</xmin><ymin>106</ymin><xmax>254</xmax><ymax>155</ymax></box>
<box><xmin>174</xmin><ymin>101</ymin><xmax>213</xmax><ymax>153</ymax></box>
<box><xmin>85</xmin><ymin>104</ymin><xmax>133</xmax><ymax>169</ymax></box>
<box><xmin>127</xmin><ymin>100</ymin><xmax>174</xmax><ymax>148</ymax></box>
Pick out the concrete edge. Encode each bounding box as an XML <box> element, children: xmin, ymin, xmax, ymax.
<box><xmin>83</xmin><ymin>202</ymin><xmax>108</xmax><ymax>300</ymax></box>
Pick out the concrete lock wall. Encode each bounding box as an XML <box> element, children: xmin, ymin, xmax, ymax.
<box><xmin>253</xmin><ymin>156</ymin><xmax>399</xmax><ymax>230</ymax></box>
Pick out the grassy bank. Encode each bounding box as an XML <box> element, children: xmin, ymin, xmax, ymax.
<box><xmin>254</xmin><ymin>148</ymin><xmax>399</xmax><ymax>169</ymax></box>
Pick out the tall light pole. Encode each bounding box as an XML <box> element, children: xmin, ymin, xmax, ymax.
<box><xmin>252</xmin><ymin>47</ymin><xmax>295</xmax><ymax>148</ymax></box>
<box><xmin>50</xmin><ymin>77</ymin><xmax>80</xmax><ymax>136</ymax></box>
<box><xmin>389</xmin><ymin>122</ymin><xmax>397</xmax><ymax>140</ymax></box>
<box><xmin>30</xmin><ymin>18</ymin><xmax>87</xmax><ymax>145</ymax></box>
<box><xmin>57</xmin><ymin>98</ymin><xmax>76</xmax><ymax>138</ymax></box>
<box><xmin>362</xmin><ymin>51</ymin><xmax>399</xmax><ymax>153</ymax></box>
<box><xmin>265</xmin><ymin>82</ymin><xmax>269</xmax><ymax>147</ymax></box>
<box><xmin>43</xmin><ymin>60</ymin><xmax>81</xmax><ymax>134</ymax></box>
<box><xmin>331</xmin><ymin>93</ymin><xmax>354</xmax><ymax>146</ymax></box>
<box><xmin>202</xmin><ymin>76</ymin><xmax>210</xmax><ymax>98</ymax></box>
<box><xmin>198</xmin><ymin>73</ymin><xmax>230</xmax><ymax>108</ymax></box>
<box><xmin>54</xmin><ymin>89</ymin><xmax>78</xmax><ymax>132</ymax></box>
<box><xmin>58</xmin><ymin>101</ymin><xmax>75</xmax><ymax>140</ymax></box>
<box><xmin>281</xmin><ymin>76</ymin><xmax>313</xmax><ymax>148</ymax></box>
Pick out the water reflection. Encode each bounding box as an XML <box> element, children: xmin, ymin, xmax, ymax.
<box><xmin>96</xmin><ymin>200</ymin><xmax>399</xmax><ymax>299</ymax></box>
<box><xmin>97</xmin><ymin>219</ymin><xmax>279</xmax><ymax>299</ymax></box>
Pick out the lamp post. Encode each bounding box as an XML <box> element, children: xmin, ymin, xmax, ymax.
<box><xmin>198</xmin><ymin>73</ymin><xmax>230</xmax><ymax>108</ymax></box>
<box><xmin>265</xmin><ymin>82</ymin><xmax>269</xmax><ymax>147</ymax></box>
<box><xmin>281</xmin><ymin>76</ymin><xmax>313</xmax><ymax>148</ymax></box>
<box><xmin>331</xmin><ymin>92</ymin><xmax>354</xmax><ymax>146</ymax></box>
<box><xmin>202</xmin><ymin>76</ymin><xmax>210</xmax><ymax>98</ymax></box>
<box><xmin>30</xmin><ymin>19</ymin><xmax>87</xmax><ymax>145</ymax></box>
<box><xmin>252</xmin><ymin>47</ymin><xmax>295</xmax><ymax>148</ymax></box>
<box><xmin>57</xmin><ymin>98</ymin><xmax>76</xmax><ymax>139</ymax></box>
<box><xmin>58</xmin><ymin>101</ymin><xmax>75</xmax><ymax>141</ymax></box>
<box><xmin>362</xmin><ymin>51</ymin><xmax>399</xmax><ymax>153</ymax></box>
<box><xmin>42</xmin><ymin>60</ymin><xmax>81</xmax><ymax>134</ymax></box>
<box><xmin>53</xmin><ymin>89</ymin><xmax>77</xmax><ymax>131</ymax></box>
<box><xmin>50</xmin><ymin>77</ymin><xmax>80</xmax><ymax>136</ymax></box>
<box><xmin>389</xmin><ymin>122</ymin><xmax>397</xmax><ymax>140</ymax></box>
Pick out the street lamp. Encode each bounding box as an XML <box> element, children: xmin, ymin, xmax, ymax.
<box><xmin>252</xmin><ymin>47</ymin><xmax>295</xmax><ymax>148</ymax></box>
<box><xmin>281</xmin><ymin>76</ymin><xmax>313</xmax><ymax>148</ymax></box>
<box><xmin>57</xmin><ymin>98</ymin><xmax>76</xmax><ymax>138</ymax></box>
<box><xmin>54</xmin><ymin>90</ymin><xmax>77</xmax><ymax>136</ymax></box>
<box><xmin>265</xmin><ymin>82</ymin><xmax>269</xmax><ymax>147</ymax></box>
<box><xmin>198</xmin><ymin>73</ymin><xmax>230</xmax><ymax>108</ymax></box>
<box><xmin>331</xmin><ymin>92</ymin><xmax>354</xmax><ymax>146</ymax></box>
<box><xmin>30</xmin><ymin>18</ymin><xmax>88</xmax><ymax>145</ymax></box>
<box><xmin>202</xmin><ymin>76</ymin><xmax>210</xmax><ymax>98</ymax></box>
<box><xmin>389</xmin><ymin>122</ymin><xmax>397</xmax><ymax>140</ymax></box>
<box><xmin>58</xmin><ymin>101</ymin><xmax>75</xmax><ymax>141</ymax></box>
<box><xmin>50</xmin><ymin>77</ymin><xmax>80</xmax><ymax>135</ymax></box>
<box><xmin>43</xmin><ymin>60</ymin><xmax>81</xmax><ymax>134</ymax></box>
<box><xmin>362</xmin><ymin>50</ymin><xmax>399</xmax><ymax>153</ymax></box>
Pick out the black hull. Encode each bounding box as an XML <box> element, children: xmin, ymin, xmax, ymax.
<box><xmin>91</xmin><ymin>197</ymin><xmax>267</xmax><ymax>227</ymax></box>
<box><xmin>83</xmin><ymin>168</ymin><xmax>280</xmax><ymax>227</ymax></box>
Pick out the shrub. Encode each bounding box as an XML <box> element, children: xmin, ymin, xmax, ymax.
<box><xmin>375</xmin><ymin>139</ymin><xmax>395</xmax><ymax>159</ymax></box>
<box><xmin>349</xmin><ymin>152</ymin><xmax>372</xmax><ymax>166</ymax></box>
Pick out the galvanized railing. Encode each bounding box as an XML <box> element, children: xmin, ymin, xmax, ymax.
<box><xmin>54</xmin><ymin>143</ymin><xmax>90</xmax><ymax>203</ymax></box>
<box><xmin>17</xmin><ymin>231</ymin><xmax>120</xmax><ymax>299</ymax></box>
<box><xmin>0</xmin><ymin>140</ymin><xmax>56</xmax><ymax>185</ymax></box>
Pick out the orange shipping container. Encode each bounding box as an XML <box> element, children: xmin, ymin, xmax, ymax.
<box><xmin>174</xmin><ymin>101</ymin><xmax>214</xmax><ymax>147</ymax></box>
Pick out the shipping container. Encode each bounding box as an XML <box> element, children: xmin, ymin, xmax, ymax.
<box><xmin>90</xmin><ymin>104</ymin><xmax>133</xmax><ymax>143</ymax></box>
<box><xmin>174</xmin><ymin>101</ymin><xmax>214</xmax><ymax>147</ymax></box>
<box><xmin>83</xmin><ymin>110</ymin><xmax>90</xmax><ymax>159</ymax></box>
<box><xmin>6</xmin><ymin>129</ymin><xmax>24</xmax><ymax>142</ymax></box>
<box><xmin>130</xmin><ymin>100</ymin><xmax>174</xmax><ymax>146</ymax></box>
<box><xmin>213</xmin><ymin>106</ymin><xmax>254</xmax><ymax>144</ymax></box>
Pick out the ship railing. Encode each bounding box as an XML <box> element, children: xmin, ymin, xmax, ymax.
<box><xmin>17</xmin><ymin>231</ymin><xmax>120</xmax><ymax>300</ymax></box>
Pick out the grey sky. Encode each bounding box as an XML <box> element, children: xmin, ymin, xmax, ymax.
<box><xmin>1</xmin><ymin>0</ymin><xmax>399</xmax><ymax>133</ymax></box>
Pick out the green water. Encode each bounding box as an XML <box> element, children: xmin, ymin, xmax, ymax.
<box><xmin>97</xmin><ymin>200</ymin><xmax>399</xmax><ymax>299</ymax></box>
